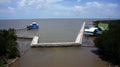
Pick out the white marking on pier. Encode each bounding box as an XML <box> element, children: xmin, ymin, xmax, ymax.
<box><xmin>75</xmin><ymin>22</ymin><xmax>86</xmax><ymax>44</ymax></box>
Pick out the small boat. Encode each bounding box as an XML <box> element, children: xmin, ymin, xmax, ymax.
<box><xmin>27</xmin><ymin>22</ymin><xmax>39</xmax><ymax>30</ymax></box>
<box><xmin>84</xmin><ymin>24</ymin><xmax>102</xmax><ymax>36</ymax></box>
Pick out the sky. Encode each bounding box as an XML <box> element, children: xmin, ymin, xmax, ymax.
<box><xmin>0</xmin><ymin>0</ymin><xmax>120</xmax><ymax>19</ymax></box>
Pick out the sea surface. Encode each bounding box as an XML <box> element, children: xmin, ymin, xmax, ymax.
<box><xmin>0</xmin><ymin>19</ymin><xmax>94</xmax><ymax>43</ymax></box>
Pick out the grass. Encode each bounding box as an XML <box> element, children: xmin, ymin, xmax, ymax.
<box><xmin>98</xmin><ymin>23</ymin><xmax>108</xmax><ymax>30</ymax></box>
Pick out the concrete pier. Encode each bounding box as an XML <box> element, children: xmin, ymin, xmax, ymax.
<box><xmin>17</xmin><ymin>35</ymin><xmax>33</xmax><ymax>39</ymax></box>
<box><xmin>31</xmin><ymin>36</ymin><xmax>39</xmax><ymax>46</ymax></box>
<box><xmin>15</xmin><ymin>28</ymin><xmax>26</xmax><ymax>31</ymax></box>
<box><xmin>75</xmin><ymin>22</ymin><xmax>86</xmax><ymax>44</ymax></box>
<box><xmin>31</xmin><ymin>42</ymin><xmax>80</xmax><ymax>47</ymax></box>
<box><xmin>19</xmin><ymin>22</ymin><xmax>86</xmax><ymax>47</ymax></box>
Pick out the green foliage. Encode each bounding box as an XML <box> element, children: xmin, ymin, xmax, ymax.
<box><xmin>94</xmin><ymin>20</ymin><xmax>120</xmax><ymax>66</ymax></box>
<box><xmin>0</xmin><ymin>60</ymin><xmax>6</xmax><ymax>67</ymax></box>
<box><xmin>0</xmin><ymin>29</ymin><xmax>20</xmax><ymax>66</ymax></box>
<box><xmin>98</xmin><ymin>23</ymin><xmax>108</xmax><ymax>30</ymax></box>
<box><xmin>93</xmin><ymin>20</ymin><xmax>109</xmax><ymax>30</ymax></box>
<box><xmin>0</xmin><ymin>56</ymin><xmax>7</xmax><ymax>67</ymax></box>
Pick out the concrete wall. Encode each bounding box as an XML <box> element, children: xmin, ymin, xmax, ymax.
<box><xmin>30</xmin><ymin>22</ymin><xmax>86</xmax><ymax>47</ymax></box>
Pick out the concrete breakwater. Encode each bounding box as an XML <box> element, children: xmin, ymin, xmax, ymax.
<box><xmin>75</xmin><ymin>22</ymin><xmax>85</xmax><ymax>44</ymax></box>
<box><xmin>17</xmin><ymin>22</ymin><xmax>86</xmax><ymax>47</ymax></box>
<box><xmin>30</xmin><ymin>22</ymin><xmax>86</xmax><ymax>47</ymax></box>
<box><xmin>17</xmin><ymin>35</ymin><xmax>33</xmax><ymax>39</ymax></box>
<box><xmin>15</xmin><ymin>28</ymin><xmax>26</xmax><ymax>31</ymax></box>
<box><xmin>31</xmin><ymin>42</ymin><xmax>80</xmax><ymax>47</ymax></box>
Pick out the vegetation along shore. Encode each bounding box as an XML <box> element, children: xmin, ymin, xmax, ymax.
<box><xmin>94</xmin><ymin>20</ymin><xmax>120</xmax><ymax>67</ymax></box>
<box><xmin>0</xmin><ymin>29</ymin><xmax>20</xmax><ymax>67</ymax></box>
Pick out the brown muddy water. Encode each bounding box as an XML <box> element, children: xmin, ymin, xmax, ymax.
<box><xmin>9</xmin><ymin>38</ymin><xmax>108</xmax><ymax>67</ymax></box>
<box><xmin>0</xmin><ymin>19</ymin><xmax>107</xmax><ymax>67</ymax></box>
<box><xmin>0</xmin><ymin>19</ymin><xmax>95</xmax><ymax>43</ymax></box>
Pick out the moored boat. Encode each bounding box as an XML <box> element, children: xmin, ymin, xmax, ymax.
<box><xmin>27</xmin><ymin>22</ymin><xmax>39</xmax><ymax>30</ymax></box>
<box><xmin>84</xmin><ymin>24</ymin><xmax>102</xmax><ymax>36</ymax></box>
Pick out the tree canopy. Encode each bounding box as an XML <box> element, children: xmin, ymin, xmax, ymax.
<box><xmin>0</xmin><ymin>29</ymin><xmax>20</xmax><ymax>66</ymax></box>
<box><xmin>94</xmin><ymin>20</ymin><xmax>120</xmax><ymax>66</ymax></box>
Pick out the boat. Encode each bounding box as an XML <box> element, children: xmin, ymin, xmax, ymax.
<box><xmin>84</xmin><ymin>24</ymin><xmax>102</xmax><ymax>36</ymax></box>
<box><xmin>27</xmin><ymin>22</ymin><xmax>39</xmax><ymax>30</ymax></box>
